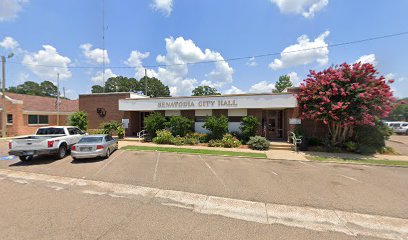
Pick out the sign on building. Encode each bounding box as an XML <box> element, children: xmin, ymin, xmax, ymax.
<box><xmin>289</xmin><ymin>118</ymin><xmax>301</xmax><ymax>125</ymax></box>
<box><xmin>122</xmin><ymin>119</ymin><xmax>129</xmax><ymax>129</ymax></box>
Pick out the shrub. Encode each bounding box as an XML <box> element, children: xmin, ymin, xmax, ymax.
<box><xmin>239</xmin><ymin>116</ymin><xmax>260</xmax><ymax>141</ymax></box>
<box><xmin>166</xmin><ymin>115</ymin><xmax>193</xmax><ymax>137</ymax></box>
<box><xmin>144</xmin><ymin>112</ymin><xmax>167</xmax><ymax>138</ymax></box>
<box><xmin>153</xmin><ymin>129</ymin><xmax>174</xmax><ymax>144</ymax></box>
<box><xmin>308</xmin><ymin>137</ymin><xmax>322</xmax><ymax>146</ymax></box>
<box><xmin>100</xmin><ymin>121</ymin><xmax>122</xmax><ymax>135</ymax></box>
<box><xmin>203</xmin><ymin>115</ymin><xmax>229</xmax><ymax>140</ymax></box>
<box><xmin>171</xmin><ymin>136</ymin><xmax>185</xmax><ymax>146</ymax></box>
<box><xmin>221</xmin><ymin>134</ymin><xmax>241</xmax><ymax>148</ymax></box>
<box><xmin>185</xmin><ymin>132</ymin><xmax>208</xmax><ymax>143</ymax></box>
<box><xmin>208</xmin><ymin>139</ymin><xmax>224</xmax><ymax>147</ymax></box>
<box><xmin>69</xmin><ymin>111</ymin><xmax>88</xmax><ymax>131</ymax></box>
<box><xmin>247</xmin><ymin>136</ymin><xmax>270</xmax><ymax>150</ymax></box>
<box><xmin>344</xmin><ymin>141</ymin><xmax>358</xmax><ymax>152</ymax></box>
<box><xmin>87</xmin><ymin>129</ymin><xmax>104</xmax><ymax>134</ymax></box>
<box><xmin>354</xmin><ymin>120</ymin><xmax>393</xmax><ymax>155</ymax></box>
<box><xmin>117</xmin><ymin>126</ymin><xmax>125</xmax><ymax>139</ymax></box>
<box><xmin>171</xmin><ymin>136</ymin><xmax>199</xmax><ymax>146</ymax></box>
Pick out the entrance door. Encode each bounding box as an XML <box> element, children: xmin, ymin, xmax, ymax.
<box><xmin>265</xmin><ymin>110</ymin><xmax>284</xmax><ymax>139</ymax></box>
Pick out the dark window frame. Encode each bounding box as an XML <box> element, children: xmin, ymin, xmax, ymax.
<box><xmin>28</xmin><ymin>115</ymin><xmax>49</xmax><ymax>125</ymax></box>
<box><xmin>7</xmin><ymin>114</ymin><xmax>12</xmax><ymax>124</ymax></box>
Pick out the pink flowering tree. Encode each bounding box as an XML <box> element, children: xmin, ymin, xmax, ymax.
<box><xmin>297</xmin><ymin>63</ymin><xmax>396</xmax><ymax>146</ymax></box>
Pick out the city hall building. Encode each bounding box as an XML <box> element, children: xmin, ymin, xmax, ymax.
<box><xmin>79</xmin><ymin>88</ymin><xmax>324</xmax><ymax>140</ymax></box>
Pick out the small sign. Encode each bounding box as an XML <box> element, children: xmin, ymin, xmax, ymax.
<box><xmin>122</xmin><ymin>119</ymin><xmax>129</xmax><ymax>129</ymax></box>
<box><xmin>289</xmin><ymin>118</ymin><xmax>301</xmax><ymax>125</ymax></box>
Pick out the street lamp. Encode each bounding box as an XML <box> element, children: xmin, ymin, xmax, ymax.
<box><xmin>1</xmin><ymin>52</ymin><xmax>14</xmax><ymax>138</ymax></box>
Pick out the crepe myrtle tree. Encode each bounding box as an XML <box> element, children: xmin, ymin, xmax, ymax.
<box><xmin>297</xmin><ymin>63</ymin><xmax>396</xmax><ymax>146</ymax></box>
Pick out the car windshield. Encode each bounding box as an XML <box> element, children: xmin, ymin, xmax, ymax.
<box><xmin>36</xmin><ymin>128</ymin><xmax>65</xmax><ymax>135</ymax></box>
<box><xmin>78</xmin><ymin>137</ymin><xmax>103</xmax><ymax>143</ymax></box>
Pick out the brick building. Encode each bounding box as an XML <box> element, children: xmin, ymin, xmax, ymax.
<box><xmin>79</xmin><ymin>89</ymin><xmax>317</xmax><ymax>141</ymax></box>
<box><xmin>0</xmin><ymin>92</ymin><xmax>79</xmax><ymax>136</ymax></box>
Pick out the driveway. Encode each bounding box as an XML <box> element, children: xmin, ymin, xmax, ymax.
<box><xmin>0</xmin><ymin>141</ymin><xmax>407</xmax><ymax>239</ymax></box>
<box><xmin>387</xmin><ymin>134</ymin><xmax>408</xmax><ymax>155</ymax></box>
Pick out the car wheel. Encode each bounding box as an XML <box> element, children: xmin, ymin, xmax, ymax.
<box><xmin>19</xmin><ymin>155</ymin><xmax>33</xmax><ymax>162</ymax></box>
<box><xmin>56</xmin><ymin>145</ymin><xmax>67</xmax><ymax>159</ymax></box>
<box><xmin>105</xmin><ymin>149</ymin><xmax>110</xmax><ymax>158</ymax></box>
<box><xmin>72</xmin><ymin>157</ymin><xmax>77</xmax><ymax>161</ymax></box>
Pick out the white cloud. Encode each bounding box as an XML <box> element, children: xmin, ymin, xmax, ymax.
<box><xmin>91</xmin><ymin>68</ymin><xmax>117</xmax><ymax>84</ymax></box>
<box><xmin>80</xmin><ymin>43</ymin><xmax>110</xmax><ymax>64</ymax></box>
<box><xmin>224</xmin><ymin>86</ymin><xmax>244</xmax><ymax>95</ymax></box>
<box><xmin>287</xmin><ymin>71</ymin><xmax>301</xmax><ymax>86</ymax></box>
<box><xmin>64</xmin><ymin>89</ymin><xmax>78</xmax><ymax>100</ymax></box>
<box><xmin>151</xmin><ymin>0</ymin><xmax>173</xmax><ymax>16</ymax></box>
<box><xmin>15</xmin><ymin>72</ymin><xmax>29</xmax><ymax>84</ymax></box>
<box><xmin>22</xmin><ymin>45</ymin><xmax>72</xmax><ymax>80</ymax></box>
<box><xmin>270</xmin><ymin>0</ymin><xmax>328</xmax><ymax>18</ymax></box>
<box><xmin>0</xmin><ymin>0</ymin><xmax>28</xmax><ymax>22</ymax></box>
<box><xmin>269</xmin><ymin>30</ymin><xmax>330</xmax><ymax>70</ymax></box>
<box><xmin>249</xmin><ymin>81</ymin><xmax>275</xmax><ymax>93</ymax></box>
<box><xmin>246</xmin><ymin>57</ymin><xmax>257</xmax><ymax>67</ymax></box>
<box><xmin>355</xmin><ymin>54</ymin><xmax>377</xmax><ymax>66</ymax></box>
<box><xmin>126</xmin><ymin>36</ymin><xmax>234</xmax><ymax>96</ymax></box>
<box><xmin>0</xmin><ymin>36</ymin><xmax>19</xmax><ymax>50</ymax></box>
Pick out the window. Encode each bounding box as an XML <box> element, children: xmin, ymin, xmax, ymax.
<box><xmin>105</xmin><ymin>135</ymin><xmax>114</xmax><ymax>142</ymax></box>
<box><xmin>28</xmin><ymin>115</ymin><xmax>49</xmax><ymax>125</ymax></box>
<box><xmin>36</xmin><ymin>127</ymin><xmax>65</xmax><ymax>135</ymax></box>
<box><xmin>195</xmin><ymin>116</ymin><xmax>208</xmax><ymax>122</ymax></box>
<box><xmin>228</xmin><ymin>116</ymin><xmax>243</xmax><ymax>122</ymax></box>
<box><xmin>68</xmin><ymin>127</ymin><xmax>82</xmax><ymax>135</ymax></box>
<box><xmin>7</xmin><ymin>114</ymin><xmax>12</xmax><ymax>124</ymax></box>
<box><xmin>78</xmin><ymin>137</ymin><xmax>103</xmax><ymax>143</ymax></box>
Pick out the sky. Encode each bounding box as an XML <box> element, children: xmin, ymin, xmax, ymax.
<box><xmin>0</xmin><ymin>0</ymin><xmax>407</xmax><ymax>99</ymax></box>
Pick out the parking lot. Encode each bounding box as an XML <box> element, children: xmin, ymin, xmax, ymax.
<box><xmin>0</xmin><ymin>142</ymin><xmax>407</xmax><ymax>239</ymax></box>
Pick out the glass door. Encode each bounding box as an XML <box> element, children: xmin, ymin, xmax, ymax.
<box><xmin>266</xmin><ymin>110</ymin><xmax>284</xmax><ymax>139</ymax></box>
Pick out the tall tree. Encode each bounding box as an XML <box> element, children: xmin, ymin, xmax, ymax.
<box><xmin>91</xmin><ymin>85</ymin><xmax>104</xmax><ymax>93</ymax></box>
<box><xmin>8</xmin><ymin>81</ymin><xmax>43</xmax><ymax>96</ymax></box>
<box><xmin>192</xmin><ymin>86</ymin><xmax>221</xmax><ymax>96</ymax></box>
<box><xmin>139</xmin><ymin>76</ymin><xmax>171</xmax><ymax>97</ymax></box>
<box><xmin>297</xmin><ymin>63</ymin><xmax>396</xmax><ymax>146</ymax></box>
<box><xmin>273</xmin><ymin>75</ymin><xmax>293</xmax><ymax>93</ymax></box>
<box><xmin>40</xmin><ymin>81</ymin><xmax>58</xmax><ymax>97</ymax></box>
<box><xmin>104</xmin><ymin>76</ymin><xmax>139</xmax><ymax>92</ymax></box>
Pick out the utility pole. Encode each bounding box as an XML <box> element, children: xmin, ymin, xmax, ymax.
<box><xmin>144</xmin><ymin>68</ymin><xmax>148</xmax><ymax>96</ymax></box>
<box><xmin>1</xmin><ymin>56</ymin><xmax>6</xmax><ymax>138</ymax></box>
<box><xmin>102</xmin><ymin>0</ymin><xmax>106</xmax><ymax>92</ymax></box>
<box><xmin>57</xmin><ymin>73</ymin><xmax>60</xmax><ymax>126</ymax></box>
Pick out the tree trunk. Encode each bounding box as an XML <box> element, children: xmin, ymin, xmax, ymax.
<box><xmin>328</xmin><ymin>122</ymin><xmax>349</xmax><ymax>146</ymax></box>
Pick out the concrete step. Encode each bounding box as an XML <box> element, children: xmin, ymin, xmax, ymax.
<box><xmin>269</xmin><ymin>141</ymin><xmax>293</xmax><ymax>150</ymax></box>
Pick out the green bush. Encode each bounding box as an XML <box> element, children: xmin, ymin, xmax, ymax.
<box><xmin>185</xmin><ymin>132</ymin><xmax>208</xmax><ymax>143</ymax></box>
<box><xmin>117</xmin><ymin>126</ymin><xmax>125</xmax><ymax>139</ymax></box>
<box><xmin>221</xmin><ymin>134</ymin><xmax>241</xmax><ymax>148</ymax></box>
<box><xmin>354</xmin><ymin>120</ymin><xmax>393</xmax><ymax>155</ymax></box>
<box><xmin>153</xmin><ymin>129</ymin><xmax>174</xmax><ymax>144</ymax></box>
<box><xmin>166</xmin><ymin>115</ymin><xmax>193</xmax><ymax>137</ymax></box>
<box><xmin>239</xmin><ymin>116</ymin><xmax>260</xmax><ymax>141</ymax></box>
<box><xmin>203</xmin><ymin>115</ymin><xmax>229</xmax><ymax>140</ymax></box>
<box><xmin>344</xmin><ymin>141</ymin><xmax>358</xmax><ymax>152</ymax></box>
<box><xmin>247</xmin><ymin>136</ymin><xmax>270</xmax><ymax>150</ymax></box>
<box><xmin>100</xmin><ymin>121</ymin><xmax>122</xmax><ymax>135</ymax></box>
<box><xmin>69</xmin><ymin>111</ymin><xmax>88</xmax><ymax>131</ymax></box>
<box><xmin>171</xmin><ymin>136</ymin><xmax>199</xmax><ymax>146</ymax></box>
<box><xmin>208</xmin><ymin>139</ymin><xmax>224</xmax><ymax>147</ymax></box>
<box><xmin>144</xmin><ymin>112</ymin><xmax>167</xmax><ymax>138</ymax></box>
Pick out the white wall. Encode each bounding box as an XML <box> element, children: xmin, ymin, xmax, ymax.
<box><xmin>228</xmin><ymin>109</ymin><xmax>247</xmax><ymax>116</ymax></box>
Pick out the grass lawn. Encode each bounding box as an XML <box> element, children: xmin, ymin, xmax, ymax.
<box><xmin>306</xmin><ymin>155</ymin><xmax>408</xmax><ymax>167</ymax></box>
<box><xmin>121</xmin><ymin>145</ymin><xmax>267</xmax><ymax>158</ymax></box>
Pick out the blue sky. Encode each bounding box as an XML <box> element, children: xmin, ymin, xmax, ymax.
<box><xmin>0</xmin><ymin>0</ymin><xmax>407</xmax><ymax>99</ymax></box>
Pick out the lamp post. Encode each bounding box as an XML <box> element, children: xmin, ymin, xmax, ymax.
<box><xmin>1</xmin><ymin>53</ymin><xmax>14</xmax><ymax>138</ymax></box>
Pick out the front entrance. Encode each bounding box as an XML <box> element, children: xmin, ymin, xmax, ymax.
<box><xmin>263</xmin><ymin>110</ymin><xmax>284</xmax><ymax>140</ymax></box>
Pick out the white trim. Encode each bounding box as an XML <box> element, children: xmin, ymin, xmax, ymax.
<box><xmin>165</xmin><ymin>110</ymin><xmax>181</xmax><ymax>117</ymax></box>
<box><xmin>0</xmin><ymin>93</ymin><xmax>24</xmax><ymax>104</ymax></box>
<box><xmin>28</xmin><ymin>124</ymin><xmax>49</xmax><ymax>126</ymax></box>
<box><xmin>228</xmin><ymin>109</ymin><xmax>247</xmax><ymax>116</ymax></box>
<box><xmin>23</xmin><ymin>111</ymin><xmax>74</xmax><ymax>115</ymax></box>
<box><xmin>195</xmin><ymin>109</ymin><xmax>212</xmax><ymax>117</ymax></box>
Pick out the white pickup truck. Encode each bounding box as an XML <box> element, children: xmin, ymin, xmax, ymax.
<box><xmin>8</xmin><ymin>126</ymin><xmax>86</xmax><ymax>161</ymax></box>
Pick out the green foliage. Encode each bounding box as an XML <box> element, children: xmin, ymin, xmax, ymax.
<box><xmin>100</xmin><ymin>121</ymin><xmax>122</xmax><ymax>135</ymax></box>
<box><xmin>343</xmin><ymin>141</ymin><xmax>358</xmax><ymax>152</ymax></box>
<box><xmin>239</xmin><ymin>115</ymin><xmax>260</xmax><ymax>141</ymax></box>
<box><xmin>144</xmin><ymin>112</ymin><xmax>167</xmax><ymax>137</ymax></box>
<box><xmin>354</xmin><ymin>121</ymin><xmax>393</xmax><ymax>155</ymax></box>
<box><xmin>87</xmin><ymin>129</ymin><xmax>105</xmax><ymax>134</ymax></box>
<box><xmin>166</xmin><ymin>115</ymin><xmax>193</xmax><ymax>137</ymax></box>
<box><xmin>273</xmin><ymin>75</ymin><xmax>293</xmax><ymax>93</ymax></box>
<box><xmin>69</xmin><ymin>111</ymin><xmax>88</xmax><ymax>131</ymax></box>
<box><xmin>185</xmin><ymin>132</ymin><xmax>208</xmax><ymax>143</ymax></box>
<box><xmin>91</xmin><ymin>85</ymin><xmax>104</xmax><ymax>93</ymax></box>
<box><xmin>388</xmin><ymin>98</ymin><xmax>408</xmax><ymax>121</ymax></box>
<box><xmin>203</xmin><ymin>115</ymin><xmax>229</xmax><ymax>139</ymax></box>
<box><xmin>247</xmin><ymin>136</ymin><xmax>270</xmax><ymax>150</ymax></box>
<box><xmin>192</xmin><ymin>86</ymin><xmax>221</xmax><ymax>96</ymax></box>
<box><xmin>104</xmin><ymin>76</ymin><xmax>139</xmax><ymax>93</ymax></box>
<box><xmin>221</xmin><ymin>134</ymin><xmax>241</xmax><ymax>148</ymax></box>
<box><xmin>153</xmin><ymin>129</ymin><xmax>174</xmax><ymax>144</ymax></box>
<box><xmin>308</xmin><ymin>137</ymin><xmax>322</xmax><ymax>146</ymax></box>
<box><xmin>139</xmin><ymin>76</ymin><xmax>171</xmax><ymax>97</ymax></box>
<box><xmin>208</xmin><ymin>139</ymin><xmax>223</xmax><ymax>147</ymax></box>
<box><xmin>8</xmin><ymin>81</ymin><xmax>62</xmax><ymax>98</ymax></box>
<box><xmin>171</xmin><ymin>136</ymin><xmax>199</xmax><ymax>146</ymax></box>
<box><xmin>117</xmin><ymin>126</ymin><xmax>125</xmax><ymax>139</ymax></box>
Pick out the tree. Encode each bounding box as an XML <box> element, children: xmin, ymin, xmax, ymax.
<box><xmin>104</xmin><ymin>76</ymin><xmax>139</xmax><ymax>92</ymax></box>
<box><xmin>166</xmin><ymin>115</ymin><xmax>193</xmax><ymax>137</ymax></box>
<box><xmin>388</xmin><ymin>98</ymin><xmax>408</xmax><ymax>121</ymax></box>
<box><xmin>40</xmin><ymin>81</ymin><xmax>58</xmax><ymax>97</ymax></box>
<box><xmin>203</xmin><ymin>115</ymin><xmax>229</xmax><ymax>140</ymax></box>
<box><xmin>91</xmin><ymin>85</ymin><xmax>104</xmax><ymax>93</ymax></box>
<box><xmin>273</xmin><ymin>75</ymin><xmax>293</xmax><ymax>93</ymax></box>
<box><xmin>144</xmin><ymin>112</ymin><xmax>167</xmax><ymax>138</ymax></box>
<box><xmin>139</xmin><ymin>76</ymin><xmax>171</xmax><ymax>97</ymax></box>
<box><xmin>69</xmin><ymin>111</ymin><xmax>88</xmax><ymax>131</ymax></box>
<box><xmin>192</xmin><ymin>86</ymin><xmax>221</xmax><ymax>96</ymax></box>
<box><xmin>297</xmin><ymin>63</ymin><xmax>396</xmax><ymax>146</ymax></box>
<box><xmin>7</xmin><ymin>81</ymin><xmax>61</xmax><ymax>98</ymax></box>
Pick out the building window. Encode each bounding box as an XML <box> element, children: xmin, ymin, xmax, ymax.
<box><xmin>7</xmin><ymin>114</ymin><xmax>12</xmax><ymax>124</ymax></box>
<box><xmin>228</xmin><ymin>116</ymin><xmax>243</xmax><ymax>122</ymax></box>
<box><xmin>195</xmin><ymin>116</ymin><xmax>208</xmax><ymax>122</ymax></box>
<box><xmin>28</xmin><ymin>115</ymin><xmax>49</xmax><ymax>125</ymax></box>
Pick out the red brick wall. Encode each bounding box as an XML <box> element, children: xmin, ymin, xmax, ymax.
<box><xmin>79</xmin><ymin>93</ymin><xmax>130</xmax><ymax>129</ymax></box>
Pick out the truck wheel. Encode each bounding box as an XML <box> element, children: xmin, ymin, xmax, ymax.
<box><xmin>56</xmin><ymin>145</ymin><xmax>67</xmax><ymax>159</ymax></box>
<box><xmin>19</xmin><ymin>156</ymin><xmax>33</xmax><ymax>162</ymax></box>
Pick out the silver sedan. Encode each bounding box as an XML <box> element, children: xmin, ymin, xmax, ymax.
<box><xmin>71</xmin><ymin>134</ymin><xmax>118</xmax><ymax>160</ymax></box>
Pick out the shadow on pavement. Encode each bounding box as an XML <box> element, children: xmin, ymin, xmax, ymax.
<box><xmin>8</xmin><ymin>155</ymin><xmax>62</xmax><ymax>167</ymax></box>
<box><xmin>71</xmin><ymin>158</ymin><xmax>105</xmax><ymax>164</ymax></box>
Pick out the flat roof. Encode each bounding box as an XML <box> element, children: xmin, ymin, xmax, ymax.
<box><xmin>123</xmin><ymin>92</ymin><xmax>293</xmax><ymax>100</ymax></box>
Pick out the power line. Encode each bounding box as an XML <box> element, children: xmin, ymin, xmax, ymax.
<box><xmin>8</xmin><ymin>31</ymin><xmax>408</xmax><ymax>70</ymax></box>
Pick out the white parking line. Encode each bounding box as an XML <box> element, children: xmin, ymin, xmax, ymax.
<box><xmin>299</xmin><ymin>161</ymin><xmax>316</xmax><ymax>168</ymax></box>
<box><xmin>153</xmin><ymin>152</ymin><xmax>160</xmax><ymax>182</ymax></box>
<box><xmin>271</xmin><ymin>171</ymin><xmax>278</xmax><ymax>176</ymax></box>
<box><xmin>93</xmin><ymin>150</ymin><xmax>124</xmax><ymax>176</ymax></box>
<box><xmin>336</xmin><ymin>174</ymin><xmax>363</xmax><ymax>183</ymax></box>
<box><xmin>199</xmin><ymin>155</ymin><xmax>227</xmax><ymax>189</ymax></box>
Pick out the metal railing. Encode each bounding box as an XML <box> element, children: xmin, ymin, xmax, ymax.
<box><xmin>288</xmin><ymin>132</ymin><xmax>302</xmax><ymax>152</ymax></box>
<box><xmin>136</xmin><ymin>130</ymin><xmax>148</xmax><ymax>141</ymax></box>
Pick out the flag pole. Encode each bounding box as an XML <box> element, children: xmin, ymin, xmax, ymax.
<box><xmin>57</xmin><ymin>73</ymin><xmax>60</xmax><ymax>126</ymax></box>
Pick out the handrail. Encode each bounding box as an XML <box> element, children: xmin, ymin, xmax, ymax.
<box><xmin>289</xmin><ymin>132</ymin><xmax>302</xmax><ymax>152</ymax></box>
<box><xmin>136</xmin><ymin>130</ymin><xmax>148</xmax><ymax>141</ymax></box>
